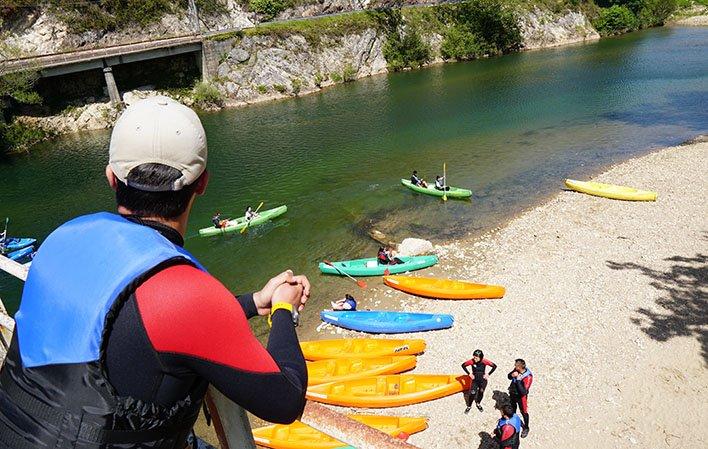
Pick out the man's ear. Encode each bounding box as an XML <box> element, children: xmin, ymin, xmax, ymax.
<box><xmin>195</xmin><ymin>170</ymin><xmax>209</xmax><ymax>195</ymax></box>
<box><xmin>106</xmin><ymin>165</ymin><xmax>119</xmax><ymax>191</ymax></box>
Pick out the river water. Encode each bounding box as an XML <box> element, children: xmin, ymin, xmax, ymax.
<box><xmin>1</xmin><ymin>27</ymin><xmax>706</xmax><ymax>335</ymax></box>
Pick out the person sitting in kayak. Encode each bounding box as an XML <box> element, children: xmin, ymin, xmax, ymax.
<box><xmin>435</xmin><ymin>175</ymin><xmax>450</xmax><ymax>191</ymax></box>
<box><xmin>331</xmin><ymin>293</ymin><xmax>357</xmax><ymax>311</ymax></box>
<box><xmin>211</xmin><ymin>211</ymin><xmax>228</xmax><ymax>228</ymax></box>
<box><xmin>245</xmin><ymin>206</ymin><xmax>260</xmax><ymax>221</ymax></box>
<box><xmin>378</xmin><ymin>246</ymin><xmax>403</xmax><ymax>265</ymax></box>
<box><xmin>411</xmin><ymin>170</ymin><xmax>428</xmax><ymax>188</ymax></box>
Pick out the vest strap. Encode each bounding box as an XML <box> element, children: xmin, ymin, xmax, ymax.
<box><xmin>0</xmin><ymin>418</ymin><xmax>39</xmax><ymax>449</ymax></box>
<box><xmin>77</xmin><ymin>412</ymin><xmax>197</xmax><ymax>444</ymax></box>
<box><xmin>3</xmin><ymin>377</ymin><xmax>64</xmax><ymax>425</ymax></box>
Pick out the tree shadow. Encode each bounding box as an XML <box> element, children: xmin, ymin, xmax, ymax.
<box><xmin>606</xmin><ymin>251</ymin><xmax>707</xmax><ymax>364</ymax></box>
<box><xmin>492</xmin><ymin>390</ymin><xmax>511</xmax><ymax>411</ymax></box>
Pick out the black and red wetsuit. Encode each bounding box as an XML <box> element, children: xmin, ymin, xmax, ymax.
<box><xmin>508</xmin><ymin>368</ymin><xmax>533</xmax><ymax>430</ymax></box>
<box><xmin>461</xmin><ymin>357</ymin><xmax>496</xmax><ymax>406</ymax></box>
<box><xmin>104</xmin><ymin>218</ymin><xmax>307</xmax><ymax>424</ymax></box>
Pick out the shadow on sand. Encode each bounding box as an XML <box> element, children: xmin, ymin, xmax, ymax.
<box><xmin>606</xmin><ymin>249</ymin><xmax>707</xmax><ymax>364</ymax></box>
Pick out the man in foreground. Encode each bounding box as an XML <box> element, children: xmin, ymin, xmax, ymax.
<box><xmin>0</xmin><ymin>96</ymin><xmax>309</xmax><ymax>449</ymax></box>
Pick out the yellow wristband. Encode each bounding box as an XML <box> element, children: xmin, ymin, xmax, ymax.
<box><xmin>268</xmin><ymin>302</ymin><xmax>293</xmax><ymax>327</ymax></box>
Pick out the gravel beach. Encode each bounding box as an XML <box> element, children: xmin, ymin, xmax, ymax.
<box><xmin>315</xmin><ymin>137</ymin><xmax>707</xmax><ymax>448</ymax></box>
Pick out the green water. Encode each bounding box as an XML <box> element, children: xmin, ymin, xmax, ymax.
<box><xmin>1</xmin><ymin>27</ymin><xmax>707</xmax><ymax>335</ymax></box>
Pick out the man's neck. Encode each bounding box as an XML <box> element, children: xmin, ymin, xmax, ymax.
<box><xmin>116</xmin><ymin>206</ymin><xmax>187</xmax><ymax>237</ymax></box>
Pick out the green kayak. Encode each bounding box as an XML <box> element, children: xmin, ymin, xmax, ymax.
<box><xmin>198</xmin><ymin>205</ymin><xmax>288</xmax><ymax>236</ymax></box>
<box><xmin>319</xmin><ymin>255</ymin><xmax>438</xmax><ymax>277</ymax></box>
<box><xmin>401</xmin><ymin>179</ymin><xmax>472</xmax><ymax>198</ymax></box>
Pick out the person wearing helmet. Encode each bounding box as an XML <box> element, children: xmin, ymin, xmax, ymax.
<box><xmin>461</xmin><ymin>349</ymin><xmax>497</xmax><ymax>413</ymax></box>
<box><xmin>508</xmin><ymin>358</ymin><xmax>533</xmax><ymax>438</ymax></box>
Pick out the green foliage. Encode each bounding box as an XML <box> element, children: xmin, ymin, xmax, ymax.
<box><xmin>273</xmin><ymin>84</ymin><xmax>287</xmax><ymax>93</ymax></box>
<box><xmin>342</xmin><ymin>64</ymin><xmax>357</xmax><ymax>82</ymax></box>
<box><xmin>256</xmin><ymin>84</ymin><xmax>268</xmax><ymax>94</ymax></box>
<box><xmin>208</xmin><ymin>30</ymin><xmax>244</xmax><ymax>42</ymax></box>
<box><xmin>291</xmin><ymin>78</ymin><xmax>302</xmax><ymax>95</ymax></box>
<box><xmin>377</xmin><ymin>9</ymin><xmax>431</xmax><ymax>71</ymax></box>
<box><xmin>637</xmin><ymin>0</ymin><xmax>677</xmax><ymax>26</ymax></box>
<box><xmin>195</xmin><ymin>0</ymin><xmax>228</xmax><ymax>16</ymax></box>
<box><xmin>192</xmin><ymin>81</ymin><xmax>223</xmax><ymax>108</ymax></box>
<box><xmin>248</xmin><ymin>0</ymin><xmax>290</xmax><ymax>20</ymax></box>
<box><xmin>0</xmin><ymin>121</ymin><xmax>53</xmax><ymax>154</ymax></box>
<box><xmin>244</xmin><ymin>11</ymin><xmax>377</xmax><ymax>45</ymax></box>
<box><xmin>331</xmin><ymin>72</ymin><xmax>343</xmax><ymax>83</ymax></box>
<box><xmin>0</xmin><ymin>71</ymin><xmax>41</xmax><ymax>107</ymax></box>
<box><xmin>313</xmin><ymin>72</ymin><xmax>325</xmax><ymax>87</ymax></box>
<box><xmin>440</xmin><ymin>26</ymin><xmax>484</xmax><ymax>60</ymax></box>
<box><xmin>592</xmin><ymin>4</ymin><xmax>639</xmax><ymax>34</ymax></box>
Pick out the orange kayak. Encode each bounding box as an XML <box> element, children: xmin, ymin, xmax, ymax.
<box><xmin>306</xmin><ymin>374</ymin><xmax>471</xmax><ymax>408</ymax></box>
<box><xmin>252</xmin><ymin>414</ymin><xmax>428</xmax><ymax>449</ymax></box>
<box><xmin>383</xmin><ymin>275</ymin><xmax>505</xmax><ymax>299</ymax></box>
<box><xmin>300</xmin><ymin>338</ymin><xmax>426</xmax><ymax>361</ymax></box>
<box><xmin>307</xmin><ymin>355</ymin><xmax>417</xmax><ymax>386</ymax></box>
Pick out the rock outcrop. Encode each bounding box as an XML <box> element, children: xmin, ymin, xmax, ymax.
<box><xmin>398</xmin><ymin>238</ymin><xmax>435</xmax><ymax>257</ymax></box>
<box><xmin>519</xmin><ymin>8</ymin><xmax>600</xmax><ymax>50</ymax></box>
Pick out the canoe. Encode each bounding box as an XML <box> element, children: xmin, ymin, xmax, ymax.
<box><xmin>198</xmin><ymin>205</ymin><xmax>288</xmax><ymax>236</ymax></box>
<box><xmin>320</xmin><ymin>310</ymin><xmax>454</xmax><ymax>334</ymax></box>
<box><xmin>1</xmin><ymin>237</ymin><xmax>36</xmax><ymax>252</ymax></box>
<box><xmin>307</xmin><ymin>355</ymin><xmax>417</xmax><ymax>385</ymax></box>
<box><xmin>252</xmin><ymin>414</ymin><xmax>427</xmax><ymax>449</ymax></box>
<box><xmin>7</xmin><ymin>246</ymin><xmax>34</xmax><ymax>261</ymax></box>
<box><xmin>564</xmin><ymin>179</ymin><xmax>657</xmax><ymax>201</ymax></box>
<box><xmin>319</xmin><ymin>255</ymin><xmax>438</xmax><ymax>277</ymax></box>
<box><xmin>401</xmin><ymin>179</ymin><xmax>472</xmax><ymax>198</ymax></box>
<box><xmin>384</xmin><ymin>275</ymin><xmax>505</xmax><ymax>299</ymax></box>
<box><xmin>300</xmin><ymin>338</ymin><xmax>426</xmax><ymax>361</ymax></box>
<box><xmin>306</xmin><ymin>374</ymin><xmax>472</xmax><ymax>408</ymax></box>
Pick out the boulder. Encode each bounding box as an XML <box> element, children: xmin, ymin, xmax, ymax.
<box><xmin>397</xmin><ymin>238</ymin><xmax>434</xmax><ymax>257</ymax></box>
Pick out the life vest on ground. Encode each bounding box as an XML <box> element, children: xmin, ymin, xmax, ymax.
<box><xmin>496</xmin><ymin>414</ymin><xmax>522</xmax><ymax>449</ymax></box>
<box><xmin>0</xmin><ymin>213</ymin><xmax>205</xmax><ymax>449</ymax></box>
<box><xmin>509</xmin><ymin>368</ymin><xmax>533</xmax><ymax>397</ymax></box>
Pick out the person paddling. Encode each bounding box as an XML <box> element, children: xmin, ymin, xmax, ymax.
<box><xmin>495</xmin><ymin>404</ymin><xmax>522</xmax><ymax>449</ymax></box>
<box><xmin>411</xmin><ymin>170</ymin><xmax>428</xmax><ymax>188</ymax></box>
<box><xmin>462</xmin><ymin>349</ymin><xmax>497</xmax><ymax>413</ymax></box>
<box><xmin>435</xmin><ymin>175</ymin><xmax>450</xmax><ymax>191</ymax></box>
<box><xmin>508</xmin><ymin>358</ymin><xmax>533</xmax><ymax>438</ymax></box>
<box><xmin>245</xmin><ymin>205</ymin><xmax>260</xmax><ymax>221</ymax></box>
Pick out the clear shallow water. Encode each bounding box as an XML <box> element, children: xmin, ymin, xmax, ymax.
<box><xmin>1</xmin><ymin>27</ymin><xmax>706</xmax><ymax>335</ymax></box>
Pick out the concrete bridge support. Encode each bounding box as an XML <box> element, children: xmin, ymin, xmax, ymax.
<box><xmin>102</xmin><ymin>66</ymin><xmax>121</xmax><ymax>105</ymax></box>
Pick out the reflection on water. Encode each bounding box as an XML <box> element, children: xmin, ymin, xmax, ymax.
<box><xmin>1</xmin><ymin>27</ymin><xmax>707</xmax><ymax>334</ymax></box>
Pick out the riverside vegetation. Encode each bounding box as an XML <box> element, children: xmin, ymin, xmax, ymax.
<box><xmin>0</xmin><ymin>0</ymin><xmax>701</xmax><ymax>154</ymax></box>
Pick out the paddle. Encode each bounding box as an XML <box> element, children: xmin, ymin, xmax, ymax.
<box><xmin>240</xmin><ymin>201</ymin><xmax>264</xmax><ymax>234</ymax></box>
<box><xmin>442</xmin><ymin>162</ymin><xmax>447</xmax><ymax>202</ymax></box>
<box><xmin>323</xmin><ymin>260</ymin><xmax>367</xmax><ymax>288</ymax></box>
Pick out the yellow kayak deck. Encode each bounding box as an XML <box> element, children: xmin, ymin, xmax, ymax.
<box><xmin>565</xmin><ymin>179</ymin><xmax>657</xmax><ymax>201</ymax></box>
<box><xmin>300</xmin><ymin>338</ymin><xmax>426</xmax><ymax>361</ymax></box>
<box><xmin>307</xmin><ymin>355</ymin><xmax>417</xmax><ymax>386</ymax></box>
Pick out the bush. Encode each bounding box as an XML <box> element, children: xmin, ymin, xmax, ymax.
<box><xmin>383</xmin><ymin>29</ymin><xmax>431</xmax><ymax>71</ymax></box>
<box><xmin>273</xmin><ymin>84</ymin><xmax>287</xmax><ymax>93</ymax></box>
<box><xmin>47</xmin><ymin>0</ymin><xmax>177</xmax><ymax>32</ymax></box>
<box><xmin>342</xmin><ymin>64</ymin><xmax>357</xmax><ymax>82</ymax></box>
<box><xmin>314</xmin><ymin>72</ymin><xmax>325</xmax><ymax>87</ymax></box>
<box><xmin>331</xmin><ymin>72</ymin><xmax>343</xmax><ymax>83</ymax></box>
<box><xmin>248</xmin><ymin>0</ymin><xmax>290</xmax><ymax>20</ymax></box>
<box><xmin>0</xmin><ymin>121</ymin><xmax>53</xmax><ymax>154</ymax></box>
<box><xmin>256</xmin><ymin>84</ymin><xmax>268</xmax><ymax>94</ymax></box>
<box><xmin>192</xmin><ymin>81</ymin><xmax>223</xmax><ymax>107</ymax></box>
<box><xmin>441</xmin><ymin>26</ymin><xmax>484</xmax><ymax>60</ymax></box>
<box><xmin>638</xmin><ymin>0</ymin><xmax>678</xmax><ymax>26</ymax></box>
<box><xmin>291</xmin><ymin>78</ymin><xmax>302</xmax><ymax>95</ymax></box>
<box><xmin>593</xmin><ymin>5</ymin><xmax>639</xmax><ymax>35</ymax></box>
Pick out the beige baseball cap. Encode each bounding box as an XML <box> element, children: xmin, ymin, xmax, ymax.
<box><xmin>109</xmin><ymin>96</ymin><xmax>207</xmax><ymax>191</ymax></box>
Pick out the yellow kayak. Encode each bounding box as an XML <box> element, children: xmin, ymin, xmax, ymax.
<box><xmin>300</xmin><ymin>338</ymin><xmax>426</xmax><ymax>361</ymax></box>
<box><xmin>564</xmin><ymin>179</ymin><xmax>657</xmax><ymax>201</ymax></box>
<box><xmin>252</xmin><ymin>414</ymin><xmax>428</xmax><ymax>449</ymax></box>
<box><xmin>308</xmin><ymin>355</ymin><xmax>417</xmax><ymax>386</ymax></box>
<box><xmin>306</xmin><ymin>374</ymin><xmax>471</xmax><ymax>408</ymax></box>
<box><xmin>384</xmin><ymin>275</ymin><xmax>505</xmax><ymax>299</ymax></box>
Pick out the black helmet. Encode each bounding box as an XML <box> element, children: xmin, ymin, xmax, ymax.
<box><xmin>473</xmin><ymin>349</ymin><xmax>484</xmax><ymax>359</ymax></box>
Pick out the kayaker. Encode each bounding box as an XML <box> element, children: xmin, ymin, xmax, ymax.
<box><xmin>461</xmin><ymin>349</ymin><xmax>497</xmax><ymax>413</ymax></box>
<box><xmin>495</xmin><ymin>404</ymin><xmax>522</xmax><ymax>449</ymax></box>
<box><xmin>0</xmin><ymin>96</ymin><xmax>310</xmax><ymax>449</ymax></box>
<box><xmin>245</xmin><ymin>205</ymin><xmax>260</xmax><ymax>221</ymax></box>
<box><xmin>378</xmin><ymin>246</ymin><xmax>403</xmax><ymax>265</ymax></box>
<box><xmin>508</xmin><ymin>358</ymin><xmax>533</xmax><ymax>438</ymax></box>
<box><xmin>211</xmin><ymin>211</ymin><xmax>228</xmax><ymax>228</ymax></box>
<box><xmin>435</xmin><ymin>175</ymin><xmax>450</xmax><ymax>191</ymax></box>
<box><xmin>331</xmin><ymin>293</ymin><xmax>357</xmax><ymax>310</ymax></box>
<box><xmin>411</xmin><ymin>170</ymin><xmax>428</xmax><ymax>188</ymax></box>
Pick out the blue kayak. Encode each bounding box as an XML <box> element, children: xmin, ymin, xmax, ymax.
<box><xmin>320</xmin><ymin>310</ymin><xmax>454</xmax><ymax>334</ymax></box>
<box><xmin>7</xmin><ymin>246</ymin><xmax>34</xmax><ymax>262</ymax></box>
<box><xmin>1</xmin><ymin>237</ymin><xmax>36</xmax><ymax>252</ymax></box>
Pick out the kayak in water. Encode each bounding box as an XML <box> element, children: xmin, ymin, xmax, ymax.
<box><xmin>198</xmin><ymin>205</ymin><xmax>287</xmax><ymax>236</ymax></box>
<box><xmin>401</xmin><ymin>179</ymin><xmax>471</xmax><ymax>199</ymax></box>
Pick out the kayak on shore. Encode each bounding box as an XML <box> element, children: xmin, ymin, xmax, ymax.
<box><xmin>401</xmin><ymin>179</ymin><xmax>472</xmax><ymax>199</ymax></box>
<box><xmin>319</xmin><ymin>255</ymin><xmax>438</xmax><ymax>276</ymax></box>
<box><xmin>564</xmin><ymin>179</ymin><xmax>657</xmax><ymax>201</ymax></box>
<box><xmin>252</xmin><ymin>414</ymin><xmax>427</xmax><ymax>449</ymax></box>
<box><xmin>300</xmin><ymin>338</ymin><xmax>426</xmax><ymax>360</ymax></box>
<box><xmin>1</xmin><ymin>237</ymin><xmax>36</xmax><ymax>253</ymax></box>
<box><xmin>306</xmin><ymin>373</ymin><xmax>471</xmax><ymax>408</ymax></box>
<box><xmin>384</xmin><ymin>275</ymin><xmax>505</xmax><ymax>299</ymax></box>
<box><xmin>307</xmin><ymin>355</ymin><xmax>417</xmax><ymax>386</ymax></box>
<box><xmin>320</xmin><ymin>310</ymin><xmax>454</xmax><ymax>334</ymax></box>
<box><xmin>198</xmin><ymin>205</ymin><xmax>288</xmax><ymax>236</ymax></box>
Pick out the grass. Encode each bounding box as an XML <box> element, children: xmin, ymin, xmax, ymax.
<box><xmin>244</xmin><ymin>12</ymin><xmax>379</xmax><ymax>45</ymax></box>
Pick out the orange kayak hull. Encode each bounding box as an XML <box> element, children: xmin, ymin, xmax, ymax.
<box><xmin>300</xmin><ymin>338</ymin><xmax>426</xmax><ymax>361</ymax></box>
<box><xmin>383</xmin><ymin>275</ymin><xmax>505</xmax><ymax>299</ymax></box>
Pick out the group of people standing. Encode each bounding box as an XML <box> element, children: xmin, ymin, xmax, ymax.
<box><xmin>461</xmin><ymin>351</ymin><xmax>533</xmax><ymax>448</ymax></box>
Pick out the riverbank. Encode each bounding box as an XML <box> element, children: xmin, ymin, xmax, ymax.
<box><xmin>312</xmin><ymin>137</ymin><xmax>707</xmax><ymax>448</ymax></box>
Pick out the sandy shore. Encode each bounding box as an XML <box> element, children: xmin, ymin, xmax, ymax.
<box><xmin>314</xmin><ymin>137</ymin><xmax>707</xmax><ymax>448</ymax></box>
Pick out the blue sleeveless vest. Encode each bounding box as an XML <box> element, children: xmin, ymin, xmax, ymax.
<box><xmin>496</xmin><ymin>414</ymin><xmax>521</xmax><ymax>449</ymax></box>
<box><xmin>15</xmin><ymin>212</ymin><xmax>202</xmax><ymax>368</ymax></box>
<box><xmin>497</xmin><ymin>414</ymin><xmax>522</xmax><ymax>433</ymax></box>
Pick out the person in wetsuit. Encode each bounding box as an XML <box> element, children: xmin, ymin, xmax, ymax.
<box><xmin>0</xmin><ymin>96</ymin><xmax>310</xmax><ymax>449</ymax></box>
<box><xmin>434</xmin><ymin>175</ymin><xmax>450</xmax><ymax>191</ymax></box>
<box><xmin>211</xmin><ymin>211</ymin><xmax>228</xmax><ymax>228</ymax></box>
<box><xmin>462</xmin><ymin>349</ymin><xmax>497</xmax><ymax>413</ymax></box>
<box><xmin>508</xmin><ymin>358</ymin><xmax>533</xmax><ymax>438</ymax></box>
<box><xmin>411</xmin><ymin>170</ymin><xmax>428</xmax><ymax>188</ymax></box>
<box><xmin>495</xmin><ymin>404</ymin><xmax>522</xmax><ymax>449</ymax></box>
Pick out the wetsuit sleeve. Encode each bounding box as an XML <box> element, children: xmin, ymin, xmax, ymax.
<box><xmin>507</xmin><ymin>369</ymin><xmax>516</xmax><ymax>380</ymax></box>
<box><xmin>482</xmin><ymin>358</ymin><xmax>497</xmax><ymax>375</ymax></box>
<box><xmin>136</xmin><ymin>265</ymin><xmax>307</xmax><ymax>424</ymax></box>
<box><xmin>236</xmin><ymin>293</ymin><xmax>258</xmax><ymax>319</ymax></box>
<box><xmin>461</xmin><ymin>359</ymin><xmax>474</xmax><ymax>374</ymax></box>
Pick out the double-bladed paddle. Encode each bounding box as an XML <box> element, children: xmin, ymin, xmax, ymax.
<box><xmin>323</xmin><ymin>260</ymin><xmax>367</xmax><ymax>288</ymax></box>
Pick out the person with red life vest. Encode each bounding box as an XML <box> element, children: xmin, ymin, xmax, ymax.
<box><xmin>0</xmin><ymin>97</ymin><xmax>310</xmax><ymax>449</ymax></box>
<box><xmin>461</xmin><ymin>349</ymin><xmax>497</xmax><ymax>413</ymax></box>
<box><xmin>495</xmin><ymin>404</ymin><xmax>522</xmax><ymax>449</ymax></box>
<box><xmin>508</xmin><ymin>358</ymin><xmax>533</xmax><ymax>438</ymax></box>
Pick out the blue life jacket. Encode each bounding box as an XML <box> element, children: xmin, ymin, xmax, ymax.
<box><xmin>509</xmin><ymin>368</ymin><xmax>533</xmax><ymax>397</ymax></box>
<box><xmin>496</xmin><ymin>414</ymin><xmax>522</xmax><ymax>448</ymax></box>
<box><xmin>0</xmin><ymin>212</ymin><xmax>205</xmax><ymax>449</ymax></box>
